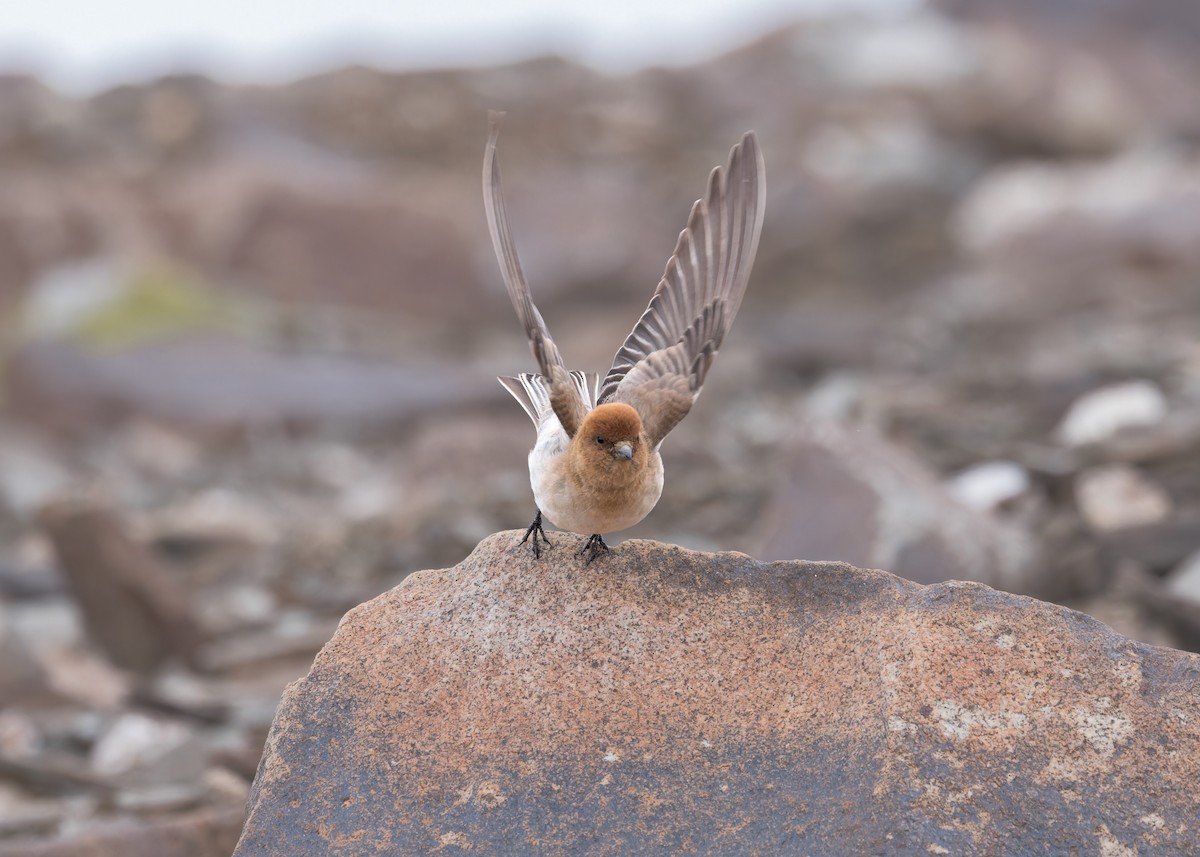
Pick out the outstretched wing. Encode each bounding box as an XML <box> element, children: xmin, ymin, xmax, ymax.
<box><xmin>483</xmin><ymin>111</ymin><xmax>586</xmax><ymax>436</ymax></box>
<box><xmin>598</xmin><ymin>131</ymin><xmax>765</xmax><ymax>448</ymax></box>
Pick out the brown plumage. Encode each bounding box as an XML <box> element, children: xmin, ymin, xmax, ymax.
<box><xmin>485</xmin><ymin>112</ymin><xmax>766</xmax><ymax>561</ymax></box>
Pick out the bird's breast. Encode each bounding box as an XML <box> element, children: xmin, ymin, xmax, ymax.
<box><xmin>527</xmin><ymin>423</ymin><xmax>663</xmax><ymax>535</ymax></box>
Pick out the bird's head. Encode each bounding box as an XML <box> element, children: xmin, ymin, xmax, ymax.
<box><xmin>574</xmin><ymin>403</ymin><xmax>648</xmax><ymax>475</ymax></box>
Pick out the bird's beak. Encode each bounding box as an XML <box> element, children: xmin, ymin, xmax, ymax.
<box><xmin>613</xmin><ymin>441</ymin><xmax>634</xmax><ymax>460</ymax></box>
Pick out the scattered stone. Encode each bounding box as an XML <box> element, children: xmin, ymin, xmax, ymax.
<box><xmin>1166</xmin><ymin>550</ymin><xmax>1200</xmax><ymax>605</ymax></box>
<box><xmin>216</xmin><ymin>669</ymin><xmax>303</xmax><ymax>734</ymax></box>
<box><xmin>802</xmin><ymin>11</ymin><xmax>978</xmax><ymax>90</ymax></box>
<box><xmin>112</xmin><ymin>422</ymin><xmax>202</xmax><ymax>481</ymax></box>
<box><xmin>756</xmin><ymin>424</ymin><xmax>1045</xmax><ymax>596</ymax></box>
<box><xmin>14</xmin><ymin>260</ymin><xmax>127</xmax><ymax>341</ymax></box>
<box><xmin>201</xmin><ymin>767</ymin><xmax>250</xmax><ymax>804</ymax></box>
<box><xmin>1076</xmin><ymin>465</ymin><xmax>1172</xmax><ymax>532</ymax></box>
<box><xmin>90</xmin><ymin>713</ymin><xmax>208</xmax><ymax>789</ymax></box>
<box><xmin>222</xmin><ymin>185</ymin><xmax>483</xmax><ymax>317</ymax></box>
<box><xmin>0</xmin><ymin>602</ymin><xmax>45</xmax><ymax>701</ymax></box>
<box><xmin>0</xmin><ymin>534</ymin><xmax>62</xmax><ymax>600</ymax></box>
<box><xmin>131</xmin><ymin>669</ymin><xmax>231</xmax><ymax>724</ymax></box>
<box><xmin>1072</xmin><ymin>562</ymin><xmax>1183</xmax><ymax>650</ymax></box>
<box><xmin>209</xmin><ymin>733</ymin><xmax>271</xmax><ymax>784</ymax></box>
<box><xmin>147</xmin><ymin>489</ymin><xmax>281</xmax><ymax>550</ymax></box>
<box><xmin>947</xmin><ymin>459</ymin><xmax>1031</xmax><ymax>511</ymax></box>
<box><xmin>111</xmin><ymin>783</ymin><xmax>206</xmax><ymax>814</ymax></box>
<box><xmin>0</xmin><ymin>437</ymin><xmax>70</xmax><ymax>519</ymax></box>
<box><xmin>0</xmin><ymin>789</ymin><xmax>71</xmax><ymax>839</ymax></box>
<box><xmin>37</xmin><ymin>644</ymin><xmax>131</xmax><ymax>709</ymax></box>
<box><xmin>0</xmin><ymin>752</ymin><xmax>115</xmax><ymax>796</ymax></box>
<box><xmin>956</xmin><ymin>155</ymin><xmax>1200</xmax><ymax>254</ymax></box>
<box><xmin>1057</xmin><ymin>381</ymin><xmax>1169</xmax><ymax>447</ymax></box>
<box><xmin>1132</xmin><ymin>588</ymin><xmax>1200</xmax><ymax>654</ymax></box>
<box><xmin>1114</xmin><ymin>560</ymin><xmax>1200</xmax><ymax>653</ymax></box>
<box><xmin>1090</xmin><ymin>411</ymin><xmax>1200</xmax><ymax>465</ymax></box>
<box><xmin>39</xmin><ymin>498</ymin><xmax>203</xmax><ymax>674</ymax></box>
<box><xmin>4</xmin><ymin>599</ymin><xmax>83</xmax><ymax>654</ymax></box>
<box><xmin>192</xmin><ymin>618</ymin><xmax>339</xmax><ymax>676</ymax></box>
<box><xmin>235</xmin><ymin>534</ymin><xmax>1200</xmax><ymax>856</ymax></box>
<box><xmin>192</xmin><ymin>583</ymin><xmax>279</xmax><ymax>636</ymax></box>
<box><xmin>0</xmin><ymin>709</ymin><xmax>41</xmax><ymax>757</ymax></box>
<box><xmin>7</xmin><ymin>337</ymin><xmax>497</xmax><ymax>434</ymax></box>
<box><xmin>0</xmin><ymin>806</ymin><xmax>245</xmax><ymax>857</ymax></box>
<box><xmin>1095</xmin><ymin>513</ymin><xmax>1200</xmax><ymax>572</ymax></box>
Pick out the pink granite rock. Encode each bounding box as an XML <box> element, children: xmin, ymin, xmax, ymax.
<box><xmin>235</xmin><ymin>533</ymin><xmax>1200</xmax><ymax>855</ymax></box>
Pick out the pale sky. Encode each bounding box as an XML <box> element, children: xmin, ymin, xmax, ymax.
<box><xmin>0</xmin><ymin>0</ymin><xmax>915</xmax><ymax>92</ymax></box>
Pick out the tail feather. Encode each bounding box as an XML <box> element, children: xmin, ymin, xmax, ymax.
<box><xmin>498</xmin><ymin>371</ymin><xmax>599</xmax><ymax>425</ymax></box>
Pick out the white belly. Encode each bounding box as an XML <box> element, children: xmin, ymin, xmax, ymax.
<box><xmin>528</xmin><ymin>417</ymin><xmax>664</xmax><ymax>535</ymax></box>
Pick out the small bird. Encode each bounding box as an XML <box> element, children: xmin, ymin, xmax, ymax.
<box><xmin>483</xmin><ymin>112</ymin><xmax>765</xmax><ymax>562</ymax></box>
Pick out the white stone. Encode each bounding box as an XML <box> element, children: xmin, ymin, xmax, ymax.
<box><xmin>196</xmin><ymin>583</ymin><xmax>279</xmax><ymax>634</ymax></box>
<box><xmin>146</xmin><ymin>488</ymin><xmax>280</xmax><ymax>547</ymax></box>
<box><xmin>956</xmin><ymin>153</ymin><xmax>1200</xmax><ymax>253</ymax></box>
<box><xmin>804</xmin><ymin>114</ymin><xmax>957</xmax><ymax>192</ymax></box>
<box><xmin>0</xmin><ymin>442</ymin><xmax>70</xmax><ymax>518</ymax></box>
<box><xmin>91</xmin><ymin>712</ymin><xmax>206</xmax><ymax>786</ymax></box>
<box><xmin>1166</xmin><ymin>550</ymin><xmax>1200</xmax><ymax>605</ymax></box>
<box><xmin>805</xmin><ymin>13</ymin><xmax>978</xmax><ymax>89</ymax></box>
<box><xmin>6</xmin><ymin>600</ymin><xmax>84</xmax><ymax>653</ymax></box>
<box><xmin>1075</xmin><ymin>466</ymin><xmax>1171</xmax><ymax>532</ymax></box>
<box><xmin>18</xmin><ymin>260</ymin><xmax>125</xmax><ymax>338</ymax></box>
<box><xmin>804</xmin><ymin>372</ymin><xmax>863</xmax><ymax>422</ymax></box>
<box><xmin>948</xmin><ymin>461</ymin><xmax>1030</xmax><ymax>511</ymax></box>
<box><xmin>1057</xmin><ymin>381</ymin><xmax>1168</xmax><ymax>447</ymax></box>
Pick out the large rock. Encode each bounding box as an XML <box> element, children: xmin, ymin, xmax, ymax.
<box><xmin>755</xmin><ymin>423</ymin><xmax>1044</xmax><ymax>596</ymax></box>
<box><xmin>235</xmin><ymin>533</ymin><xmax>1200</xmax><ymax>855</ymax></box>
<box><xmin>39</xmin><ymin>498</ymin><xmax>203</xmax><ymax>674</ymax></box>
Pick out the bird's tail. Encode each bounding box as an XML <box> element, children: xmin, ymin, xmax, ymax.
<box><xmin>498</xmin><ymin>371</ymin><xmax>599</xmax><ymax>425</ymax></box>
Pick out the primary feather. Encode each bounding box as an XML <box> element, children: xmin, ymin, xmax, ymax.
<box><xmin>600</xmin><ymin>131</ymin><xmax>765</xmax><ymax>447</ymax></box>
<box><xmin>486</xmin><ymin>114</ymin><xmax>766</xmax><ymax>450</ymax></box>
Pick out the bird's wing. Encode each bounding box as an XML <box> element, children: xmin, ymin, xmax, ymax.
<box><xmin>484</xmin><ymin>111</ymin><xmax>587</xmax><ymax>437</ymax></box>
<box><xmin>599</xmin><ymin>131</ymin><xmax>765</xmax><ymax>449</ymax></box>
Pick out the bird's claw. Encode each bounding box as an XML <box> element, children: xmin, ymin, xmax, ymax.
<box><xmin>577</xmin><ymin>533</ymin><xmax>610</xmax><ymax>565</ymax></box>
<box><xmin>519</xmin><ymin>510</ymin><xmax>552</xmax><ymax>559</ymax></box>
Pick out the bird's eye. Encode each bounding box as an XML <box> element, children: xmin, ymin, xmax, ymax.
<box><xmin>595</xmin><ymin>436</ymin><xmax>605</xmax><ymax>445</ymax></box>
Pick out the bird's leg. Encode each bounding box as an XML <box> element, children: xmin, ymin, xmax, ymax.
<box><xmin>577</xmin><ymin>533</ymin><xmax>610</xmax><ymax>565</ymax></box>
<box><xmin>519</xmin><ymin>509</ymin><xmax>552</xmax><ymax>559</ymax></box>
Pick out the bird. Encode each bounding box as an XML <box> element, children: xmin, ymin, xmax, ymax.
<box><xmin>483</xmin><ymin>112</ymin><xmax>765</xmax><ymax>563</ymax></box>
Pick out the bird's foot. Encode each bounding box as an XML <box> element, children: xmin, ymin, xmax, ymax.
<box><xmin>577</xmin><ymin>533</ymin><xmax>610</xmax><ymax>565</ymax></box>
<box><xmin>519</xmin><ymin>510</ymin><xmax>552</xmax><ymax>559</ymax></box>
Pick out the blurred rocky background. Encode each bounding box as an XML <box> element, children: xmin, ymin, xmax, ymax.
<box><xmin>2</xmin><ymin>0</ymin><xmax>1200</xmax><ymax>852</ymax></box>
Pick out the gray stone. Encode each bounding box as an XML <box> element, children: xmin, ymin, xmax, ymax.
<box><xmin>756</xmin><ymin>423</ymin><xmax>1044</xmax><ymax>596</ymax></box>
<box><xmin>90</xmin><ymin>713</ymin><xmax>208</xmax><ymax>789</ymax></box>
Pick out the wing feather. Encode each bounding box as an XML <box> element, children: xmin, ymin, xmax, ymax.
<box><xmin>599</xmin><ymin>131</ymin><xmax>766</xmax><ymax>448</ymax></box>
<box><xmin>483</xmin><ymin>112</ymin><xmax>587</xmax><ymax>436</ymax></box>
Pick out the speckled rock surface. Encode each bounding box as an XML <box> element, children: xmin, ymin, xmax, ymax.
<box><xmin>234</xmin><ymin>533</ymin><xmax>1200</xmax><ymax>856</ymax></box>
